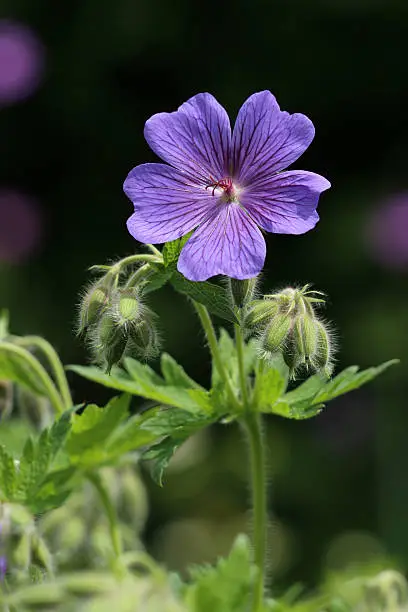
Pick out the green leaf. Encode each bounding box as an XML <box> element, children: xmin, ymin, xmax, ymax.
<box><xmin>163</xmin><ymin>235</ymin><xmax>191</xmax><ymax>268</ymax></box>
<box><xmin>254</xmin><ymin>367</ymin><xmax>287</xmax><ymax>413</ymax></box>
<box><xmin>161</xmin><ymin>353</ymin><xmax>203</xmax><ymax>390</ymax></box>
<box><xmin>313</xmin><ymin>360</ymin><xmax>398</xmax><ymax>404</ymax></box>
<box><xmin>141</xmin><ymin>407</ymin><xmax>212</xmax><ymax>438</ymax></box>
<box><xmin>282</xmin><ymin>374</ymin><xmax>327</xmax><ymax>407</ymax></box>
<box><xmin>211</xmin><ymin>329</ymin><xmax>258</xmax><ymax>389</ymax></box>
<box><xmin>124</xmin><ymin>357</ymin><xmax>164</xmax><ymax>387</ymax></box>
<box><xmin>143</xmin><ymin>437</ymin><xmax>182</xmax><ymax>486</ymax></box>
<box><xmin>65</xmin><ymin>395</ymin><xmax>130</xmax><ymax>465</ymax></box>
<box><xmin>69</xmin><ymin>358</ymin><xmax>212</xmax><ymax>415</ymax></box>
<box><xmin>65</xmin><ymin>395</ymin><xmax>181</xmax><ymax>469</ymax></box>
<box><xmin>276</xmin><ymin>359</ymin><xmax>399</xmax><ymax>420</ymax></box>
<box><xmin>209</xmin><ymin>329</ymin><xmax>258</xmax><ymax>416</ymax></box>
<box><xmin>185</xmin><ymin>534</ymin><xmax>257</xmax><ymax>612</ymax></box>
<box><xmin>105</xmin><ymin>408</ymin><xmax>163</xmax><ymax>457</ymax></box>
<box><xmin>26</xmin><ymin>467</ymin><xmax>77</xmax><ymax>514</ymax></box>
<box><xmin>171</xmin><ymin>273</ymin><xmax>239</xmax><ymax>324</ymax></box>
<box><xmin>143</xmin><ymin>265</ymin><xmax>174</xmax><ymax>294</ymax></box>
<box><xmin>1</xmin><ymin>411</ymin><xmax>74</xmax><ymax>511</ymax></box>
<box><xmin>142</xmin><ymin>408</ymin><xmax>216</xmax><ymax>485</ymax></box>
<box><xmin>211</xmin><ymin>328</ymin><xmax>237</xmax><ymax>388</ymax></box>
<box><xmin>269</xmin><ymin>399</ymin><xmax>324</xmax><ymax>420</ymax></box>
<box><xmin>0</xmin><ymin>445</ymin><xmax>17</xmax><ymax>499</ymax></box>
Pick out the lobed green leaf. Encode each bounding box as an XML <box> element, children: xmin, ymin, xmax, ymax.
<box><xmin>185</xmin><ymin>534</ymin><xmax>257</xmax><ymax>612</ymax></box>
<box><xmin>275</xmin><ymin>359</ymin><xmax>399</xmax><ymax>420</ymax></box>
<box><xmin>69</xmin><ymin>358</ymin><xmax>212</xmax><ymax>415</ymax></box>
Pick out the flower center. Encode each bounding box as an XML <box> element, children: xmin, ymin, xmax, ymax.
<box><xmin>205</xmin><ymin>177</ymin><xmax>237</xmax><ymax>201</ymax></box>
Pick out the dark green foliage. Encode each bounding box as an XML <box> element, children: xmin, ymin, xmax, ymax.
<box><xmin>0</xmin><ymin>412</ymin><xmax>73</xmax><ymax>512</ymax></box>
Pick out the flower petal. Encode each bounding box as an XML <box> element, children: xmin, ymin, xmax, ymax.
<box><xmin>177</xmin><ymin>203</ymin><xmax>266</xmax><ymax>281</ymax></box>
<box><xmin>241</xmin><ymin>170</ymin><xmax>331</xmax><ymax>235</ymax></box>
<box><xmin>124</xmin><ymin>163</ymin><xmax>217</xmax><ymax>244</ymax></box>
<box><xmin>144</xmin><ymin>93</ymin><xmax>231</xmax><ymax>184</ymax></box>
<box><xmin>231</xmin><ymin>91</ymin><xmax>315</xmax><ymax>184</ymax></box>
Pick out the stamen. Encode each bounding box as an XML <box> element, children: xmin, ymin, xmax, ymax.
<box><xmin>206</xmin><ymin>177</ymin><xmax>234</xmax><ymax>197</ymax></box>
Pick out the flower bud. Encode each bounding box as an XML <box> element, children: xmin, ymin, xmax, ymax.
<box><xmin>245</xmin><ymin>300</ymin><xmax>278</xmax><ymax>330</ymax></box>
<box><xmin>113</xmin><ymin>288</ymin><xmax>141</xmax><ymax>327</ymax></box>
<box><xmin>228</xmin><ymin>277</ymin><xmax>257</xmax><ymax>308</ymax></box>
<box><xmin>258</xmin><ymin>285</ymin><xmax>335</xmax><ymax>378</ymax></box>
<box><xmin>310</xmin><ymin>320</ymin><xmax>334</xmax><ymax>377</ymax></box>
<box><xmin>127</xmin><ymin>314</ymin><xmax>160</xmax><ymax>361</ymax></box>
<box><xmin>88</xmin><ymin>287</ymin><xmax>160</xmax><ymax>370</ymax></box>
<box><xmin>77</xmin><ymin>281</ymin><xmax>110</xmax><ymax>335</ymax></box>
<box><xmin>293</xmin><ymin>314</ymin><xmax>318</xmax><ymax>363</ymax></box>
<box><xmin>94</xmin><ymin>314</ymin><xmax>128</xmax><ymax>373</ymax></box>
<box><xmin>262</xmin><ymin>315</ymin><xmax>292</xmax><ymax>353</ymax></box>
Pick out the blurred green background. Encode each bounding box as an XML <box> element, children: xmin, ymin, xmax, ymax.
<box><xmin>1</xmin><ymin>0</ymin><xmax>408</xmax><ymax>595</ymax></box>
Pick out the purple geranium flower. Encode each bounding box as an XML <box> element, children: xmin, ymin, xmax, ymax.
<box><xmin>124</xmin><ymin>91</ymin><xmax>330</xmax><ymax>281</ymax></box>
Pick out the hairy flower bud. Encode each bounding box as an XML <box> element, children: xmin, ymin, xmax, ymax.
<box><xmin>228</xmin><ymin>277</ymin><xmax>257</xmax><ymax>309</ymax></box>
<box><xmin>245</xmin><ymin>300</ymin><xmax>278</xmax><ymax>330</ymax></box>
<box><xmin>77</xmin><ymin>281</ymin><xmax>111</xmax><ymax>335</ymax></box>
<box><xmin>113</xmin><ymin>288</ymin><xmax>141</xmax><ymax>326</ymax></box>
<box><xmin>262</xmin><ymin>315</ymin><xmax>292</xmax><ymax>353</ymax></box>
<box><xmin>87</xmin><ymin>287</ymin><xmax>160</xmax><ymax>370</ymax></box>
<box><xmin>93</xmin><ymin>314</ymin><xmax>128</xmax><ymax>373</ymax></box>
<box><xmin>127</xmin><ymin>314</ymin><xmax>160</xmax><ymax>361</ymax></box>
<box><xmin>310</xmin><ymin>320</ymin><xmax>334</xmax><ymax>376</ymax></box>
<box><xmin>293</xmin><ymin>314</ymin><xmax>318</xmax><ymax>363</ymax></box>
<box><xmin>258</xmin><ymin>285</ymin><xmax>335</xmax><ymax>378</ymax></box>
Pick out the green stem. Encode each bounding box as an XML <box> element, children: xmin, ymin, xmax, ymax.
<box><xmin>0</xmin><ymin>342</ymin><xmax>64</xmax><ymax>414</ymax></box>
<box><xmin>12</xmin><ymin>336</ymin><xmax>72</xmax><ymax>409</ymax></box>
<box><xmin>244</xmin><ymin>411</ymin><xmax>267</xmax><ymax>610</ymax></box>
<box><xmin>146</xmin><ymin>244</ymin><xmax>162</xmax><ymax>257</ymax></box>
<box><xmin>89</xmin><ymin>254</ymin><xmax>162</xmax><ymax>277</ymax></box>
<box><xmin>235</xmin><ymin>322</ymin><xmax>249</xmax><ymax>409</ymax></box>
<box><xmin>125</xmin><ymin>263</ymin><xmax>154</xmax><ymax>288</ymax></box>
<box><xmin>87</xmin><ymin>472</ymin><xmax>123</xmax><ymax>562</ymax></box>
<box><xmin>193</xmin><ymin>302</ymin><xmax>240</xmax><ymax>412</ymax></box>
<box><xmin>114</xmin><ymin>254</ymin><xmax>162</xmax><ymax>269</ymax></box>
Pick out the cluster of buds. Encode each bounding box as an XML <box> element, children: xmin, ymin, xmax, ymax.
<box><xmin>77</xmin><ymin>270</ymin><xmax>160</xmax><ymax>373</ymax></box>
<box><xmin>245</xmin><ymin>285</ymin><xmax>335</xmax><ymax>378</ymax></box>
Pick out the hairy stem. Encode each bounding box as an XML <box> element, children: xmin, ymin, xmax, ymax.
<box><xmin>89</xmin><ymin>253</ymin><xmax>163</xmax><ymax>277</ymax></box>
<box><xmin>125</xmin><ymin>263</ymin><xmax>155</xmax><ymax>288</ymax></box>
<box><xmin>12</xmin><ymin>336</ymin><xmax>72</xmax><ymax>409</ymax></box>
<box><xmin>112</xmin><ymin>253</ymin><xmax>162</xmax><ymax>271</ymax></box>
<box><xmin>235</xmin><ymin>321</ymin><xmax>249</xmax><ymax>409</ymax></box>
<box><xmin>146</xmin><ymin>244</ymin><xmax>163</xmax><ymax>257</ymax></box>
<box><xmin>193</xmin><ymin>302</ymin><xmax>240</xmax><ymax>412</ymax></box>
<box><xmin>244</xmin><ymin>411</ymin><xmax>267</xmax><ymax>610</ymax></box>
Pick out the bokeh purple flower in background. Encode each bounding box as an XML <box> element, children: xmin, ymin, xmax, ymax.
<box><xmin>0</xmin><ymin>556</ymin><xmax>6</xmax><ymax>581</ymax></box>
<box><xmin>0</xmin><ymin>20</ymin><xmax>44</xmax><ymax>106</ymax></box>
<box><xmin>124</xmin><ymin>91</ymin><xmax>330</xmax><ymax>281</ymax></box>
<box><xmin>0</xmin><ymin>190</ymin><xmax>43</xmax><ymax>263</ymax></box>
<box><xmin>366</xmin><ymin>193</ymin><xmax>408</xmax><ymax>270</ymax></box>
